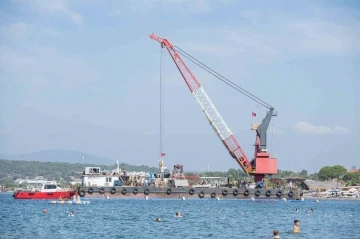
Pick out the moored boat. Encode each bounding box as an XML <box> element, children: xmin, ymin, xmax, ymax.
<box><xmin>13</xmin><ymin>182</ymin><xmax>77</xmax><ymax>200</ymax></box>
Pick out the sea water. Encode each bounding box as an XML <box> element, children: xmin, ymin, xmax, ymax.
<box><xmin>0</xmin><ymin>193</ymin><xmax>359</xmax><ymax>239</ymax></box>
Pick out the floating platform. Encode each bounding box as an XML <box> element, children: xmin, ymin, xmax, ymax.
<box><xmin>49</xmin><ymin>200</ymin><xmax>90</xmax><ymax>204</ymax></box>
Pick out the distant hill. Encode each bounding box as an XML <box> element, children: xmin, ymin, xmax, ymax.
<box><xmin>0</xmin><ymin>149</ymin><xmax>115</xmax><ymax>165</ymax></box>
<box><xmin>0</xmin><ymin>158</ymin><xmax>159</xmax><ymax>185</ymax></box>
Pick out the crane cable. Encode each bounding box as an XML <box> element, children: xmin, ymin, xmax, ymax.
<box><xmin>159</xmin><ymin>46</ymin><xmax>165</xmax><ymax>158</ymax></box>
<box><xmin>174</xmin><ymin>46</ymin><xmax>273</xmax><ymax>109</ymax></box>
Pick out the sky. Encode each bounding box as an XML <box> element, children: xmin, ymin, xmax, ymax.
<box><xmin>0</xmin><ymin>0</ymin><xmax>359</xmax><ymax>172</ymax></box>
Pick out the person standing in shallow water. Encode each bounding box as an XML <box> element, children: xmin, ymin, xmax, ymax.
<box><xmin>293</xmin><ymin>220</ymin><xmax>301</xmax><ymax>233</ymax></box>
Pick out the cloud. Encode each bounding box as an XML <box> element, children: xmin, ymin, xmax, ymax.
<box><xmin>0</xmin><ymin>21</ymin><xmax>97</xmax><ymax>88</ymax></box>
<box><xmin>294</xmin><ymin>121</ymin><xmax>349</xmax><ymax>135</ymax></box>
<box><xmin>112</xmin><ymin>0</ymin><xmax>229</xmax><ymax>16</ymax></box>
<box><xmin>173</xmin><ymin>8</ymin><xmax>360</xmax><ymax>58</ymax></box>
<box><xmin>6</xmin><ymin>22</ymin><xmax>32</xmax><ymax>37</ymax></box>
<box><xmin>272</xmin><ymin>127</ymin><xmax>285</xmax><ymax>135</ymax></box>
<box><xmin>239</xmin><ymin>10</ymin><xmax>262</xmax><ymax>21</ymax></box>
<box><xmin>16</xmin><ymin>0</ymin><xmax>83</xmax><ymax>25</ymax></box>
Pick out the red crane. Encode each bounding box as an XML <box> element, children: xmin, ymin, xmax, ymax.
<box><xmin>149</xmin><ymin>33</ymin><xmax>277</xmax><ymax>182</ymax></box>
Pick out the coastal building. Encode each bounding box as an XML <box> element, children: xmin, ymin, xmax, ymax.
<box><xmin>14</xmin><ymin>176</ymin><xmax>48</xmax><ymax>186</ymax></box>
<box><xmin>300</xmin><ymin>180</ymin><xmax>342</xmax><ymax>191</ymax></box>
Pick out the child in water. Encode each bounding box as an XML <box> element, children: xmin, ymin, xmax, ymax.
<box><xmin>293</xmin><ymin>220</ymin><xmax>301</xmax><ymax>233</ymax></box>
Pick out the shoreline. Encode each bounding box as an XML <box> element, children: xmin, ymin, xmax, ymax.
<box><xmin>303</xmin><ymin>196</ymin><xmax>360</xmax><ymax>201</ymax></box>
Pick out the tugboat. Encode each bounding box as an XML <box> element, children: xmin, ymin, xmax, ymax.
<box><xmin>13</xmin><ymin>182</ymin><xmax>77</xmax><ymax>200</ymax></box>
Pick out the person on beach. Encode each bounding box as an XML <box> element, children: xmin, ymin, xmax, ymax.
<box><xmin>293</xmin><ymin>220</ymin><xmax>301</xmax><ymax>233</ymax></box>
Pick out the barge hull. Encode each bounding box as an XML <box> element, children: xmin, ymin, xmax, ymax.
<box><xmin>78</xmin><ymin>187</ymin><xmax>300</xmax><ymax>199</ymax></box>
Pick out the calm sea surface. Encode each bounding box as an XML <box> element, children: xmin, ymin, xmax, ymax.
<box><xmin>0</xmin><ymin>193</ymin><xmax>359</xmax><ymax>239</ymax></box>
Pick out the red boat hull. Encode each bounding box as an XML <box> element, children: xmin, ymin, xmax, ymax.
<box><xmin>13</xmin><ymin>190</ymin><xmax>77</xmax><ymax>199</ymax></box>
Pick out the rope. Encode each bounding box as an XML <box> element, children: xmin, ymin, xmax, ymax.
<box><xmin>162</xmin><ymin>47</ymin><xmax>166</xmax><ymax>154</ymax></box>
<box><xmin>159</xmin><ymin>46</ymin><xmax>164</xmax><ymax>157</ymax></box>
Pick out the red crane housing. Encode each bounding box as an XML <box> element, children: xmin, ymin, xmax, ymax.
<box><xmin>150</xmin><ymin>33</ymin><xmax>277</xmax><ymax>182</ymax></box>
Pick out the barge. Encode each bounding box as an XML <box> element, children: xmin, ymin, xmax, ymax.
<box><xmin>77</xmin><ymin>161</ymin><xmax>301</xmax><ymax>200</ymax></box>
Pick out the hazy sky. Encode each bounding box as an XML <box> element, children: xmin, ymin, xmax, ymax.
<box><xmin>0</xmin><ymin>0</ymin><xmax>359</xmax><ymax>172</ymax></box>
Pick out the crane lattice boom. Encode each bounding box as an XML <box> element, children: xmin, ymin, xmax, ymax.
<box><xmin>149</xmin><ymin>33</ymin><xmax>252</xmax><ymax>173</ymax></box>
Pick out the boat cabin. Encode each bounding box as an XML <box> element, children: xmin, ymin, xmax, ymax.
<box><xmin>41</xmin><ymin>183</ymin><xmax>63</xmax><ymax>192</ymax></box>
<box><xmin>82</xmin><ymin>166</ymin><xmax>124</xmax><ymax>187</ymax></box>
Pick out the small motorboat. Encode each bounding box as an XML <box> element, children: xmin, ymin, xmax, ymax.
<box><xmin>13</xmin><ymin>183</ymin><xmax>77</xmax><ymax>200</ymax></box>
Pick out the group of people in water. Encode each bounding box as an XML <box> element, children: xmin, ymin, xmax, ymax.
<box><xmin>154</xmin><ymin>209</ymin><xmax>302</xmax><ymax>238</ymax></box>
<box><xmin>295</xmin><ymin>207</ymin><xmax>313</xmax><ymax>214</ymax></box>
<box><xmin>269</xmin><ymin>207</ymin><xmax>314</xmax><ymax>238</ymax></box>
<box><xmin>43</xmin><ymin>208</ymin><xmax>75</xmax><ymax>217</ymax></box>
<box><xmin>155</xmin><ymin>211</ymin><xmax>182</xmax><ymax>221</ymax></box>
<box><xmin>269</xmin><ymin>220</ymin><xmax>301</xmax><ymax>238</ymax></box>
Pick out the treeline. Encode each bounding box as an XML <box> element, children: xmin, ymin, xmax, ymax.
<box><xmin>1</xmin><ymin>158</ymin><xmax>358</xmax><ymax>187</ymax></box>
<box><xmin>0</xmin><ymin>159</ymin><xmax>159</xmax><ymax>184</ymax></box>
<box><xmin>186</xmin><ymin>168</ymin><xmax>320</xmax><ymax>182</ymax></box>
<box><xmin>189</xmin><ymin>166</ymin><xmax>359</xmax><ymax>187</ymax></box>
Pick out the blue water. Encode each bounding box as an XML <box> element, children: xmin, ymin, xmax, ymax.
<box><xmin>0</xmin><ymin>193</ymin><xmax>359</xmax><ymax>239</ymax></box>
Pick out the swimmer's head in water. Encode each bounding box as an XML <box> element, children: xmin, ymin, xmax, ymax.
<box><xmin>294</xmin><ymin>220</ymin><xmax>300</xmax><ymax>225</ymax></box>
<box><xmin>273</xmin><ymin>230</ymin><xmax>279</xmax><ymax>236</ymax></box>
<box><xmin>156</xmin><ymin>217</ymin><xmax>161</xmax><ymax>221</ymax></box>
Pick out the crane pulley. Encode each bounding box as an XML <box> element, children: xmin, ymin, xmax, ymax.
<box><xmin>150</xmin><ymin>33</ymin><xmax>277</xmax><ymax>181</ymax></box>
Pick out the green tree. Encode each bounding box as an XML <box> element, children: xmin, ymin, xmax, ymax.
<box><xmin>318</xmin><ymin>165</ymin><xmax>347</xmax><ymax>181</ymax></box>
<box><xmin>299</xmin><ymin>169</ymin><xmax>308</xmax><ymax>177</ymax></box>
<box><xmin>343</xmin><ymin>172</ymin><xmax>360</xmax><ymax>182</ymax></box>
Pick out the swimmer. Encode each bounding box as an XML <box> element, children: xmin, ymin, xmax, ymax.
<box><xmin>175</xmin><ymin>212</ymin><xmax>182</xmax><ymax>218</ymax></box>
<box><xmin>309</xmin><ymin>208</ymin><xmax>313</xmax><ymax>213</ymax></box>
<box><xmin>272</xmin><ymin>230</ymin><xmax>280</xmax><ymax>239</ymax></box>
<box><xmin>155</xmin><ymin>217</ymin><xmax>161</xmax><ymax>222</ymax></box>
<box><xmin>43</xmin><ymin>209</ymin><xmax>48</xmax><ymax>214</ymax></box>
<box><xmin>295</xmin><ymin>208</ymin><xmax>299</xmax><ymax>212</ymax></box>
<box><xmin>69</xmin><ymin>211</ymin><xmax>74</xmax><ymax>217</ymax></box>
<box><xmin>293</xmin><ymin>220</ymin><xmax>301</xmax><ymax>233</ymax></box>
